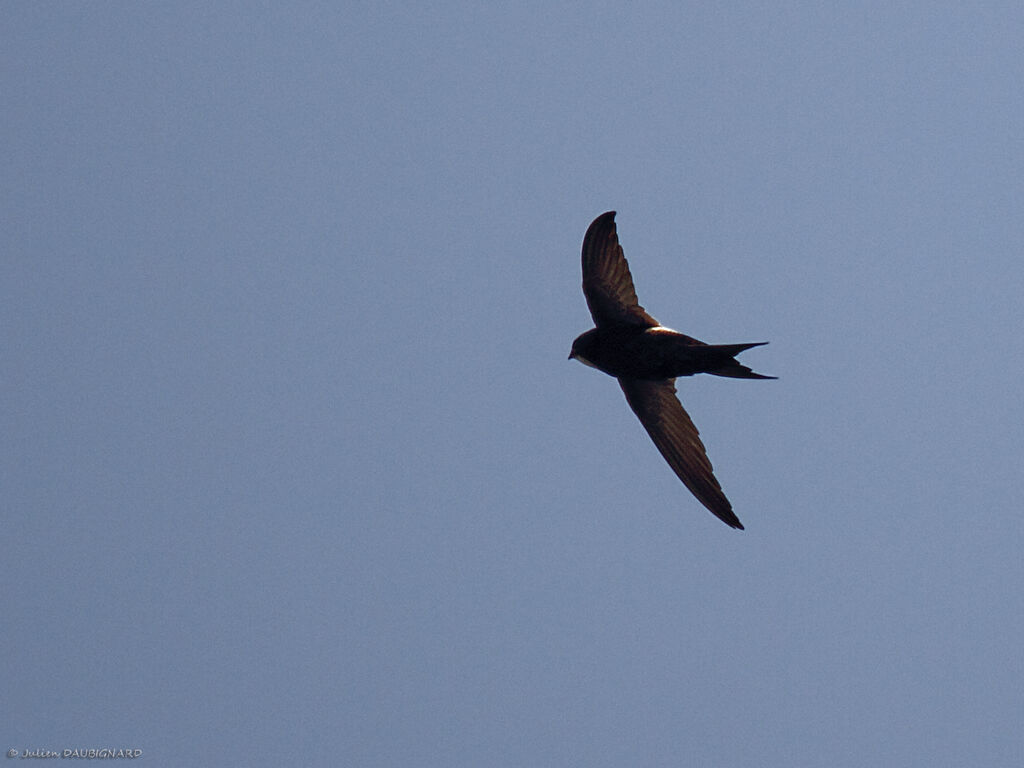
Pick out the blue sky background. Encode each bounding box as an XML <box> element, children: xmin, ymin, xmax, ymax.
<box><xmin>3</xmin><ymin>2</ymin><xmax>1022</xmax><ymax>765</ymax></box>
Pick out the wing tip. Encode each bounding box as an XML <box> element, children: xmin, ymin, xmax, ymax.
<box><xmin>587</xmin><ymin>211</ymin><xmax>617</xmax><ymax>233</ymax></box>
<box><xmin>711</xmin><ymin>505</ymin><xmax>745</xmax><ymax>530</ymax></box>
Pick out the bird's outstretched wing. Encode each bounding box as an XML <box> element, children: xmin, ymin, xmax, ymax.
<box><xmin>581</xmin><ymin>211</ymin><xmax>659</xmax><ymax>328</ymax></box>
<box><xmin>619</xmin><ymin>377</ymin><xmax>744</xmax><ymax>529</ymax></box>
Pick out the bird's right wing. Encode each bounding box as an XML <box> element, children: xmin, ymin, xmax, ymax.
<box><xmin>619</xmin><ymin>377</ymin><xmax>744</xmax><ymax>529</ymax></box>
<box><xmin>581</xmin><ymin>211</ymin><xmax>659</xmax><ymax>328</ymax></box>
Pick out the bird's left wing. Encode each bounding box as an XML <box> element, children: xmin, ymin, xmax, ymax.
<box><xmin>581</xmin><ymin>212</ymin><xmax>659</xmax><ymax>328</ymax></box>
<box><xmin>618</xmin><ymin>377</ymin><xmax>744</xmax><ymax>529</ymax></box>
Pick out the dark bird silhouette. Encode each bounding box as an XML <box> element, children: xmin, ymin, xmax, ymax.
<box><xmin>569</xmin><ymin>211</ymin><xmax>774</xmax><ymax>529</ymax></box>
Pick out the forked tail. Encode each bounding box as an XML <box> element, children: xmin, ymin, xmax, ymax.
<box><xmin>705</xmin><ymin>341</ymin><xmax>777</xmax><ymax>379</ymax></box>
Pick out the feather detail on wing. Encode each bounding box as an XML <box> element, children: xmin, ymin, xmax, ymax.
<box><xmin>581</xmin><ymin>212</ymin><xmax>659</xmax><ymax>328</ymax></box>
<box><xmin>619</xmin><ymin>377</ymin><xmax>744</xmax><ymax>529</ymax></box>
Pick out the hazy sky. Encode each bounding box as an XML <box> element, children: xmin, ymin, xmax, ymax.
<box><xmin>3</xmin><ymin>3</ymin><xmax>1022</xmax><ymax>766</ymax></box>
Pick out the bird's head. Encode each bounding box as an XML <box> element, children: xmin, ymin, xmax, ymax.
<box><xmin>568</xmin><ymin>329</ymin><xmax>598</xmax><ymax>368</ymax></box>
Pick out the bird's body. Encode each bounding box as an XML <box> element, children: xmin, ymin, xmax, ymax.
<box><xmin>569</xmin><ymin>211</ymin><xmax>774</xmax><ymax>530</ymax></box>
<box><xmin>571</xmin><ymin>325</ymin><xmax>770</xmax><ymax>381</ymax></box>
